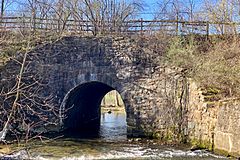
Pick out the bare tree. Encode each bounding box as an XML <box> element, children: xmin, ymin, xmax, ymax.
<box><xmin>1</xmin><ymin>0</ymin><xmax>13</xmax><ymax>17</ymax></box>
<box><xmin>185</xmin><ymin>0</ymin><xmax>195</xmax><ymax>21</ymax></box>
<box><xmin>0</xmin><ymin>25</ymin><xmax>59</xmax><ymax>142</ymax></box>
<box><xmin>1</xmin><ymin>0</ymin><xmax>143</xmax><ymax>35</ymax></box>
<box><xmin>0</xmin><ymin>34</ymin><xmax>30</xmax><ymax>141</ymax></box>
<box><xmin>0</xmin><ymin>46</ymin><xmax>58</xmax><ymax>142</ymax></box>
<box><xmin>1</xmin><ymin>0</ymin><xmax>4</xmax><ymax>18</ymax></box>
<box><xmin>203</xmin><ymin>0</ymin><xmax>239</xmax><ymax>34</ymax></box>
<box><xmin>73</xmin><ymin>0</ymin><xmax>143</xmax><ymax>35</ymax></box>
<box><xmin>155</xmin><ymin>0</ymin><xmax>184</xmax><ymax>20</ymax></box>
<box><xmin>1</xmin><ymin>0</ymin><xmax>15</xmax><ymax>24</ymax></box>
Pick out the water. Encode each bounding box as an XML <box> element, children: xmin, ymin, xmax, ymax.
<box><xmin>10</xmin><ymin>111</ymin><xmax>228</xmax><ymax>160</ymax></box>
<box><xmin>99</xmin><ymin>111</ymin><xmax>127</xmax><ymax>141</ymax></box>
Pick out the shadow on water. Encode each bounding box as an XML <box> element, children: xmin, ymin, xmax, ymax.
<box><xmin>62</xmin><ymin>111</ymin><xmax>127</xmax><ymax>141</ymax></box>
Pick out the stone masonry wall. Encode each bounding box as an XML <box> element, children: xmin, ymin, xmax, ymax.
<box><xmin>2</xmin><ymin>35</ymin><xmax>239</xmax><ymax>157</ymax></box>
<box><xmin>214</xmin><ymin>99</ymin><xmax>240</xmax><ymax>157</ymax></box>
<box><xmin>0</xmin><ymin>36</ymin><xmax>187</xmax><ymax>140</ymax></box>
<box><xmin>187</xmin><ymin>80</ymin><xmax>240</xmax><ymax>157</ymax></box>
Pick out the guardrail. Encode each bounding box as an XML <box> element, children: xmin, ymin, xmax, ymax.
<box><xmin>0</xmin><ymin>16</ymin><xmax>239</xmax><ymax>36</ymax></box>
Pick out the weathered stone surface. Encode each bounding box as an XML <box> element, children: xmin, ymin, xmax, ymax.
<box><xmin>0</xmin><ymin>36</ymin><xmax>187</xmax><ymax>139</ymax></box>
<box><xmin>1</xmin><ymin>35</ymin><xmax>239</xmax><ymax>157</ymax></box>
<box><xmin>187</xmin><ymin>80</ymin><xmax>240</xmax><ymax>157</ymax></box>
<box><xmin>214</xmin><ymin>99</ymin><xmax>240</xmax><ymax>156</ymax></box>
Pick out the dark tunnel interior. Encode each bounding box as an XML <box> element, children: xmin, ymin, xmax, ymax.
<box><xmin>63</xmin><ymin>81</ymin><xmax>114</xmax><ymax>136</ymax></box>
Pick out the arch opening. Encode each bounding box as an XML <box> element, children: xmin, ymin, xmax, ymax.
<box><xmin>61</xmin><ymin>81</ymin><xmax>126</xmax><ymax>138</ymax></box>
<box><xmin>100</xmin><ymin>90</ymin><xmax>126</xmax><ymax>140</ymax></box>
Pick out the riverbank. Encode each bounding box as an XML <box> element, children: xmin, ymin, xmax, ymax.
<box><xmin>101</xmin><ymin>106</ymin><xmax>125</xmax><ymax>112</ymax></box>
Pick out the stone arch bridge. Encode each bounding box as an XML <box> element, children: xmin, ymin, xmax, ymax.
<box><xmin>0</xmin><ymin>36</ymin><xmax>187</xmax><ymax>139</ymax></box>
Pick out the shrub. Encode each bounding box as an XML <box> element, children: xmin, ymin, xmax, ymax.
<box><xmin>163</xmin><ymin>35</ymin><xmax>240</xmax><ymax>98</ymax></box>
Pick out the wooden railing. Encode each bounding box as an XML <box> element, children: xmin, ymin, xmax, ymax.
<box><xmin>0</xmin><ymin>16</ymin><xmax>239</xmax><ymax>36</ymax></box>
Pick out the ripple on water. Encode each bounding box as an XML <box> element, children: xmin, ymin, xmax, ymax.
<box><xmin>27</xmin><ymin>141</ymin><xmax>228</xmax><ymax>160</ymax></box>
<box><xmin>1</xmin><ymin>111</ymin><xmax>228</xmax><ymax>160</ymax></box>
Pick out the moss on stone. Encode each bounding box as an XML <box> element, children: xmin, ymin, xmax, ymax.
<box><xmin>204</xmin><ymin>95</ymin><xmax>221</xmax><ymax>102</ymax></box>
<box><xmin>202</xmin><ymin>87</ymin><xmax>220</xmax><ymax>96</ymax></box>
<box><xmin>151</xmin><ymin>127</ymin><xmax>183</xmax><ymax>143</ymax></box>
<box><xmin>152</xmin><ymin>132</ymin><xmax>162</xmax><ymax>139</ymax></box>
<box><xmin>190</xmin><ymin>138</ymin><xmax>213</xmax><ymax>151</ymax></box>
<box><xmin>213</xmin><ymin>148</ymin><xmax>230</xmax><ymax>157</ymax></box>
<box><xmin>214</xmin><ymin>148</ymin><xmax>240</xmax><ymax>158</ymax></box>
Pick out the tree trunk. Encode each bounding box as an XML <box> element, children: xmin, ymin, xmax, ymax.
<box><xmin>1</xmin><ymin>0</ymin><xmax>4</xmax><ymax>18</ymax></box>
<box><xmin>0</xmin><ymin>38</ymin><xmax>30</xmax><ymax>142</ymax></box>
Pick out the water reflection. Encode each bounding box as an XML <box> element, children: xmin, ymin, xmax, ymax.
<box><xmin>99</xmin><ymin>111</ymin><xmax>127</xmax><ymax>141</ymax></box>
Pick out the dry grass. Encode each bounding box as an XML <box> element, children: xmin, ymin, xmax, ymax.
<box><xmin>195</xmin><ymin>38</ymin><xmax>240</xmax><ymax>98</ymax></box>
<box><xmin>1</xmin><ymin>31</ymin><xmax>240</xmax><ymax>99</ymax></box>
<box><xmin>161</xmin><ymin>34</ymin><xmax>240</xmax><ymax>99</ymax></box>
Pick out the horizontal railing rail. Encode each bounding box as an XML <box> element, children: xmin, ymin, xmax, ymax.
<box><xmin>0</xmin><ymin>16</ymin><xmax>239</xmax><ymax>36</ymax></box>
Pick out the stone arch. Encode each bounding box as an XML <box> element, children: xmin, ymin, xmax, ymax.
<box><xmin>59</xmin><ymin>79</ymin><xmax>128</xmax><ymax>133</ymax></box>
<box><xmin>0</xmin><ymin>36</ymin><xmax>188</xmax><ymax>140</ymax></box>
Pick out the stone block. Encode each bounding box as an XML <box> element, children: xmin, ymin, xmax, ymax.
<box><xmin>214</xmin><ymin>131</ymin><xmax>233</xmax><ymax>154</ymax></box>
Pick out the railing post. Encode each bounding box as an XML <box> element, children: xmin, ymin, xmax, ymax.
<box><xmin>0</xmin><ymin>16</ymin><xmax>2</xmax><ymax>31</ymax></box>
<box><xmin>140</xmin><ymin>18</ymin><xmax>143</xmax><ymax>35</ymax></box>
<box><xmin>176</xmin><ymin>13</ymin><xmax>179</xmax><ymax>35</ymax></box>
<box><xmin>86</xmin><ymin>22</ymin><xmax>89</xmax><ymax>34</ymax></box>
<box><xmin>233</xmin><ymin>23</ymin><xmax>237</xmax><ymax>35</ymax></box>
<box><xmin>0</xmin><ymin>17</ymin><xmax>2</xmax><ymax>37</ymax></box>
<box><xmin>1</xmin><ymin>0</ymin><xmax>4</xmax><ymax>27</ymax></box>
<box><xmin>206</xmin><ymin>21</ymin><xmax>209</xmax><ymax>39</ymax></box>
<box><xmin>181</xmin><ymin>22</ymin><xmax>185</xmax><ymax>34</ymax></box>
<box><xmin>0</xmin><ymin>2</ymin><xmax>3</xmax><ymax>36</ymax></box>
<box><xmin>31</xmin><ymin>0</ymin><xmax>37</xmax><ymax>34</ymax></box>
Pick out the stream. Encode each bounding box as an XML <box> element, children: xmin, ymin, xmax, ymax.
<box><xmin>0</xmin><ymin>111</ymin><xmax>227</xmax><ymax>160</ymax></box>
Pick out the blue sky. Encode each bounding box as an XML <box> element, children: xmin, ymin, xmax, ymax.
<box><xmin>137</xmin><ymin>0</ymin><xmax>205</xmax><ymax>19</ymax></box>
<box><xmin>5</xmin><ymin>0</ymin><xmax>206</xmax><ymax>20</ymax></box>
